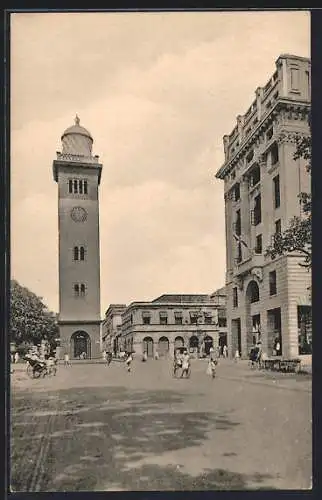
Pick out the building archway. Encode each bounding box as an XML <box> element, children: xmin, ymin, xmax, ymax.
<box><xmin>71</xmin><ymin>330</ymin><xmax>91</xmax><ymax>359</ymax></box>
<box><xmin>174</xmin><ymin>336</ymin><xmax>184</xmax><ymax>349</ymax></box>
<box><xmin>204</xmin><ymin>335</ymin><xmax>214</xmax><ymax>355</ymax></box>
<box><xmin>189</xmin><ymin>335</ymin><xmax>199</xmax><ymax>357</ymax></box>
<box><xmin>158</xmin><ymin>336</ymin><xmax>169</xmax><ymax>357</ymax></box>
<box><xmin>245</xmin><ymin>280</ymin><xmax>261</xmax><ymax>355</ymax></box>
<box><xmin>143</xmin><ymin>336</ymin><xmax>154</xmax><ymax>358</ymax></box>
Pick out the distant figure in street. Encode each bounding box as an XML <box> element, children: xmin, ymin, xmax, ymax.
<box><xmin>125</xmin><ymin>352</ymin><xmax>133</xmax><ymax>372</ymax></box>
<box><xmin>102</xmin><ymin>350</ymin><xmax>107</xmax><ymax>364</ymax></box>
<box><xmin>107</xmin><ymin>352</ymin><xmax>113</xmax><ymax>365</ymax></box>
<box><xmin>207</xmin><ymin>357</ymin><xmax>217</xmax><ymax>378</ymax></box>
<box><xmin>154</xmin><ymin>351</ymin><xmax>159</xmax><ymax>360</ymax></box>
<box><xmin>181</xmin><ymin>350</ymin><xmax>191</xmax><ymax>378</ymax></box>
<box><xmin>275</xmin><ymin>339</ymin><xmax>281</xmax><ymax>356</ymax></box>
<box><xmin>142</xmin><ymin>351</ymin><xmax>147</xmax><ymax>362</ymax></box>
<box><xmin>234</xmin><ymin>349</ymin><xmax>240</xmax><ymax>362</ymax></box>
<box><xmin>223</xmin><ymin>345</ymin><xmax>228</xmax><ymax>358</ymax></box>
<box><xmin>14</xmin><ymin>352</ymin><xmax>19</xmax><ymax>364</ymax></box>
<box><xmin>64</xmin><ymin>353</ymin><xmax>71</xmax><ymax>367</ymax></box>
<box><xmin>209</xmin><ymin>346</ymin><xmax>215</xmax><ymax>360</ymax></box>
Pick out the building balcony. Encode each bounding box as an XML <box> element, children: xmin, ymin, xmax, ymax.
<box><xmin>233</xmin><ymin>254</ymin><xmax>264</xmax><ymax>277</ymax></box>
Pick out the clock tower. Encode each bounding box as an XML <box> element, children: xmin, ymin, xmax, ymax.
<box><xmin>53</xmin><ymin>116</ymin><xmax>103</xmax><ymax>359</ymax></box>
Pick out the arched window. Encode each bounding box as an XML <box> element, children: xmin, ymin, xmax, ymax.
<box><xmin>246</xmin><ymin>280</ymin><xmax>260</xmax><ymax>304</ymax></box>
<box><xmin>74</xmin><ymin>246</ymin><xmax>79</xmax><ymax>261</ymax></box>
<box><xmin>189</xmin><ymin>336</ymin><xmax>199</xmax><ymax>348</ymax></box>
<box><xmin>80</xmin><ymin>246</ymin><xmax>85</xmax><ymax>261</ymax></box>
<box><xmin>74</xmin><ymin>180</ymin><xmax>78</xmax><ymax>193</ymax></box>
<box><xmin>80</xmin><ymin>284</ymin><xmax>86</xmax><ymax>296</ymax></box>
<box><xmin>74</xmin><ymin>284</ymin><xmax>79</xmax><ymax>296</ymax></box>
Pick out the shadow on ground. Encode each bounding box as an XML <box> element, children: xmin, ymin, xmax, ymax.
<box><xmin>11</xmin><ymin>385</ymin><xmax>275</xmax><ymax>492</ymax></box>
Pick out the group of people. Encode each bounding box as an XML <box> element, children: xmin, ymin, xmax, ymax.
<box><xmin>173</xmin><ymin>349</ymin><xmax>191</xmax><ymax>378</ymax></box>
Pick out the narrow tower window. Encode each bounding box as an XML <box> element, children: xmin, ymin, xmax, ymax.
<box><xmin>80</xmin><ymin>246</ymin><xmax>85</xmax><ymax>261</ymax></box>
<box><xmin>73</xmin><ymin>246</ymin><xmax>79</xmax><ymax>261</ymax></box>
<box><xmin>80</xmin><ymin>284</ymin><xmax>86</xmax><ymax>296</ymax></box>
<box><xmin>74</xmin><ymin>284</ymin><xmax>79</xmax><ymax>297</ymax></box>
<box><xmin>79</xmin><ymin>180</ymin><xmax>83</xmax><ymax>194</ymax></box>
<box><xmin>74</xmin><ymin>180</ymin><xmax>78</xmax><ymax>193</ymax></box>
<box><xmin>84</xmin><ymin>180</ymin><xmax>88</xmax><ymax>195</ymax></box>
<box><xmin>68</xmin><ymin>180</ymin><xmax>73</xmax><ymax>193</ymax></box>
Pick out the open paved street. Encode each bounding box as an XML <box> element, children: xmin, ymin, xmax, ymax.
<box><xmin>11</xmin><ymin>358</ymin><xmax>312</xmax><ymax>492</ymax></box>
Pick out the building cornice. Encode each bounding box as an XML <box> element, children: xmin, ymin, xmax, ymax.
<box><xmin>215</xmin><ymin>99</ymin><xmax>310</xmax><ymax>179</ymax></box>
<box><xmin>123</xmin><ymin>302</ymin><xmax>219</xmax><ymax>313</ymax></box>
<box><xmin>58</xmin><ymin>319</ymin><xmax>102</xmax><ymax>326</ymax></box>
<box><xmin>53</xmin><ymin>159</ymin><xmax>103</xmax><ymax>184</ymax></box>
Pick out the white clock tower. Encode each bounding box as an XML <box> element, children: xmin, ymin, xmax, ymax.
<box><xmin>53</xmin><ymin>116</ymin><xmax>103</xmax><ymax>359</ymax></box>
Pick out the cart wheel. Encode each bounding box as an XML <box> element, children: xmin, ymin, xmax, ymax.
<box><xmin>33</xmin><ymin>369</ymin><xmax>41</xmax><ymax>379</ymax></box>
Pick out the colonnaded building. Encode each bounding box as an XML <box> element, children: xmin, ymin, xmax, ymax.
<box><xmin>215</xmin><ymin>54</ymin><xmax>311</xmax><ymax>360</ymax></box>
<box><xmin>53</xmin><ymin>116</ymin><xmax>103</xmax><ymax>359</ymax></box>
<box><xmin>102</xmin><ymin>289</ymin><xmax>227</xmax><ymax>358</ymax></box>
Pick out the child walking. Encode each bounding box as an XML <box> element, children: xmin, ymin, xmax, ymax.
<box><xmin>125</xmin><ymin>352</ymin><xmax>133</xmax><ymax>373</ymax></box>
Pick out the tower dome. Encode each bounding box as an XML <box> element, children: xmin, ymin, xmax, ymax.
<box><xmin>61</xmin><ymin>115</ymin><xmax>93</xmax><ymax>157</ymax></box>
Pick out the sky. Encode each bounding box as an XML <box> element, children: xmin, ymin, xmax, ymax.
<box><xmin>10</xmin><ymin>11</ymin><xmax>310</xmax><ymax>314</ymax></box>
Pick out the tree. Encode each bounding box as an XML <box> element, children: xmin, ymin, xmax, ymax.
<box><xmin>10</xmin><ymin>280</ymin><xmax>59</xmax><ymax>354</ymax></box>
<box><xmin>265</xmin><ymin>134</ymin><xmax>311</xmax><ymax>270</ymax></box>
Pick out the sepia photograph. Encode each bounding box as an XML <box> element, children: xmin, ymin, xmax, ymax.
<box><xmin>9</xmin><ymin>9</ymin><xmax>311</xmax><ymax>492</ymax></box>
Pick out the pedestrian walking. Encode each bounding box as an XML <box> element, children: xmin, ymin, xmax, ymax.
<box><xmin>14</xmin><ymin>352</ymin><xmax>19</xmax><ymax>364</ymax></box>
<box><xmin>234</xmin><ymin>349</ymin><xmax>240</xmax><ymax>362</ymax></box>
<box><xmin>125</xmin><ymin>352</ymin><xmax>133</xmax><ymax>372</ymax></box>
<box><xmin>102</xmin><ymin>350</ymin><xmax>107</xmax><ymax>364</ymax></box>
<box><xmin>181</xmin><ymin>350</ymin><xmax>191</xmax><ymax>378</ymax></box>
<box><xmin>142</xmin><ymin>351</ymin><xmax>147</xmax><ymax>362</ymax></box>
<box><xmin>154</xmin><ymin>350</ymin><xmax>159</xmax><ymax>360</ymax></box>
<box><xmin>107</xmin><ymin>352</ymin><xmax>113</xmax><ymax>365</ymax></box>
<box><xmin>223</xmin><ymin>345</ymin><xmax>228</xmax><ymax>358</ymax></box>
<box><xmin>64</xmin><ymin>352</ymin><xmax>71</xmax><ymax>367</ymax></box>
<box><xmin>173</xmin><ymin>349</ymin><xmax>182</xmax><ymax>377</ymax></box>
<box><xmin>207</xmin><ymin>357</ymin><xmax>217</xmax><ymax>378</ymax></box>
<box><xmin>209</xmin><ymin>346</ymin><xmax>215</xmax><ymax>360</ymax></box>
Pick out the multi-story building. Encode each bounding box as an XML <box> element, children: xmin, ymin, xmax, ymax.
<box><xmin>102</xmin><ymin>304</ymin><xmax>126</xmax><ymax>353</ymax></box>
<box><xmin>109</xmin><ymin>292</ymin><xmax>227</xmax><ymax>358</ymax></box>
<box><xmin>215</xmin><ymin>54</ymin><xmax>311</xmax><ymax>360</ymax></box>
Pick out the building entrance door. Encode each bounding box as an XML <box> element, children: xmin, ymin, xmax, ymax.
<box><xmin>231</xmin><ymin>318</ymin><xmax>241</xmax><ymax>357</ymax></box>
<box><xmin>71</xmin><ymin>331</ymin><xmax>91</xmax><ymax>359</ymax></box>
<box><xmin>143</xmin><ymin>337</ymin><xmax>154</xmax><ymax>357</ymax></box>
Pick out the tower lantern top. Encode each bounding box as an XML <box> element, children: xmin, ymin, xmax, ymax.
<box><xmin>61</xmin><ymin>116</ymin><xmax>93</xmax><ymax>156</ymax></box>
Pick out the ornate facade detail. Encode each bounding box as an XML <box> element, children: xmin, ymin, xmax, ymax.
<box><xmin>258</xmin><ymin>153</ymin><xmax>267</xmax><ymax>167</ymax></box>
<box><xmin>277</xmin><ymin>130</ymin><xmax>305</xmax><ymax>145</ymax></box>
<box><xmin>251</xmin><ymin>267</ymin><xmax>263</xmax><ymax>282</ymax></box>
<box><xmin>233</xmin><ymin>276</ymin><xmax>244</xmax><ymax>291</ymax></box>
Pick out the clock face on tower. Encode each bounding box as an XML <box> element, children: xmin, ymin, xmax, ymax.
<box><xmin>70</xmin><ymin>206</ymin><xmax>87</xmax><ymax>223</ymax></box>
